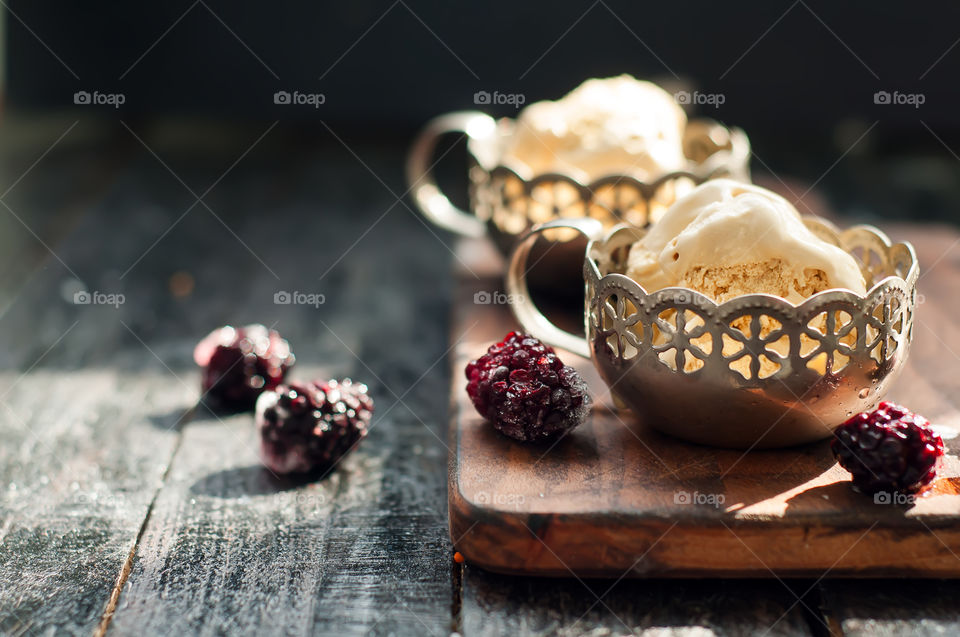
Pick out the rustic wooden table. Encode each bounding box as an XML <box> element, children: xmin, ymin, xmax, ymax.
<box><xmin>1</xmin><ymin>118</ymin><xmax>959</xmax><ymax>636</ymax></box>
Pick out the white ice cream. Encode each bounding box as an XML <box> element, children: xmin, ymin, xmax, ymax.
<box><xmin>624</xmin><ymin>179</ymin><xmax>867</xmax><ymax>304</ymax></box>
<box><xmin>502</xmin><ymin>75</ymin><xmax>688</xmax><ymax>181</ymax></box>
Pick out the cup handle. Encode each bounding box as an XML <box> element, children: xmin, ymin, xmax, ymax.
<box><xmin>506</xmin><ymin>218</ymin><xmax>604</xmax><ymax>360</ymax></box>
<box><xmin>405</xmin><ymin>111</ymin><xmax>496</xmax><ymax>238</ymax></box>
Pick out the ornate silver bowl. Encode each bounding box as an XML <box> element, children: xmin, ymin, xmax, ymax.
<box><xmin>507</xmin><ymin>217</ymin><xmax>919</xmax><ymax>449</ymax></box>
<box><xmin>406</xmin><ymin>111</ymin><xmax>751</xmax><ymax>257</ymax></box>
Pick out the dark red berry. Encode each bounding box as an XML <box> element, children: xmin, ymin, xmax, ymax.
<box><xmin>194</xmin><ymin>325</ymin><xmax>294</xmax><ymax>412</ymax></box>
<box><xmin>831</xmin><ymin>401</ymin><xmax>944</xmax><ymax>495</ymax></box>
<box><xmin>256</xmin><ymin>378</ymin><xmax>374</xmax><ymax>474</ymax></box>
<box><xmin>465</xmin><ymin>332</ymin><xmax>591</xmax><ymax>442</ymax></box>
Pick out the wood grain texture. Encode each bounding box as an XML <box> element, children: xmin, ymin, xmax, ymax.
<box><xmin>0</xmin><ymin>122</ymin><xmax>192</xmax><ymax>635</ymax></box>
<box><xmin>449</xmin><ymin>223</ymin><xmax>960</xmax><ymax>578</ymax></box>
<box><xmin>462</xmin><ymin>566</ymin><xmax>816</xmax><ymax>636</ymax></box>
<box><xmin>821</xmin><ymin>579</ymin><xmax>960</xmax><ymax>636</ymax></box>
<box><xmin>0</xmin><ymin>372</ymin><xmax>186</xmax><ymax>637</ymax></box>
<box><xmin>104</xmin><ymin>138</ymin><xmax>455</xmax><ymax>636</ymax></box>
<box><xmin>0</xmin><ymin>126</ymin><xmax>455</xmax><ymax>636</ymax></box>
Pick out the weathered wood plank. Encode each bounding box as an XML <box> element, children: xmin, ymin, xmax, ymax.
<box><xmin>461</xmin><ymin>566</ymin><xmax>815</xmax><ymax>636</ymax></box>
<box><xmin>0</xmin><ymin>371</ymin><xmax>188</xmax><ymax>637</ymax></box>
<box><xmin>820</xmin><ymin>579</ymin><xmax>960</xmax><ymax>637</ymax></box>
<box><xmin>0</xmin><ymin>121</ymin><xmax>306</xmax><ymax>634</ymax></box>
<box><xmin>0</xmin><ymin>121</ymin><xmax>210</xmax><ymax>635</ymax></box>
<box><xmin>106</xmin><ymin>139</ymin><xmax>454</xmax><ymax>635</ymax></box>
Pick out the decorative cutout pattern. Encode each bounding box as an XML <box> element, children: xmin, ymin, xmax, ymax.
<box><xmin>470</xmin><ymin>121</ymin><xmax>750</xmax><ymax>237</ymax></box>
<box><xmin>586</xmin><ymin>224</ymin><xmax>918</xmax><ymax>388</ymax></box>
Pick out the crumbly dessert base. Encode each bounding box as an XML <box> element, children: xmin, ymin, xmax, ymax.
<box><xmin>679</xmin><ymin>259</ymin><xmax>830</xmax><ymax>304</ymax></box>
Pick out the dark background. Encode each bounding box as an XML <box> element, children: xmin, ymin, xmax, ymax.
<box><xmin>6</xmin><ymin>0</ymin><xmax>960</xmax><ymax>222</ymax></box>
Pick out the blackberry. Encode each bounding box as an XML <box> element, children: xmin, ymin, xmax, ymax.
<box><xmin>256</xmin><ymin>378</ymin><xmax>373</xmax><ymax>475</ymax></box>
<box><xmin>193</xmin><ymin>324</ymin><xmax>294</xmax><ymax>412</ymax></box>
<box><xmin>831</xmin><ymin>401</ymin><xmax>944</xmax><ymax>495</ymax></box>
<box><xmin>465</xmin><ymin>331</ymin><xmax>591</xmax><ymax>442</ymax></box>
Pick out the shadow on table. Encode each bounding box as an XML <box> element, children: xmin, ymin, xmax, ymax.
<box><xmin>189</xmin><ymin>465</ymin><xmax>329</xmax><ymax>499</ymax></box>
<box><xmin>784</xmin><ymin>481</ymin><xmax>920</xmax><ymax>515</ymax></box>
<box><xmin>147</xmin><ymin>405</ymin><xmax>195</xmax><ymax>432</ymax></box>
<box><xmin>470</xmin><ymin>398</ymin><xmax>843</xmax><ymax>513</ymax></box>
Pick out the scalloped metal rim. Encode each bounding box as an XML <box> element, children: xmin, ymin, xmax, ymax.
<box><xmin>475</xmin><ymin>123</ymin><xmax>751</xmax><ymax>188</ymax></box>
<box><xmin>585</xmin><ymin>221</ymin><xmax>919</xmax><ymax>311</ymax></box>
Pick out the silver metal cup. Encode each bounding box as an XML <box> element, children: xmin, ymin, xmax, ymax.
<box><xmin>406</xmin><ymin>111</ymin><xmax>751</xmax><ymax>257</ymax></box>
<box><xmin>507</xmin><ymin>217</ymin><xmax>919</xmax><ymax>449</ymax></box>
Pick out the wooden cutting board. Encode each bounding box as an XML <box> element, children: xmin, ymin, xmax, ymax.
<box><xmin>448</xmin><ymin>229</ymin><xmax>960</xmax><ymax>578</ymax></box>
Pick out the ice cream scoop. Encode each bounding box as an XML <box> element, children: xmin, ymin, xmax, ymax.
<box><xmin>623</xmin><ymin>179</ymin><xmax>867</xmax><ymax>303</ymax></box>
<box><xmin>503</xmin><ymin>75</ymin><xmax>688</xmax><ymax>182</ymax></box>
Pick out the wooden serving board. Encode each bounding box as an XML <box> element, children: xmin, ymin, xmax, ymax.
<box><xmin>448</xmin><ymin>230</ymin><xmax>960</xmax><ymax>578</ymax></box>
